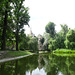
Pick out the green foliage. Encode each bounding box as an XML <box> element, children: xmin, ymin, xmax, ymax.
<box><xmin>47</xmin><ymin>24</ymin><xmax>69</xmax><ymax>51</ymax></box>
<box><xmin>13</xmin><ymin>0</ymin><xmax>30</xmax><ymax>51</ymax></box>
<box><xmin>55</xmin><ymin>32</ymin><xmax>65</xmax><ymax>48</ymax></box>
<box><xmin>53</xmin><ymin>49</ymin><xmax>75</xmax><ymax>53</ymax></box>
<box><xmin>64</xmin><ymin>40</ymin><xmax>70</xmax><ymax>49</ymax></box>
<box><xmin>65</xmin><ymin>29</ymin><xmax>75</xmax><ymax>49</ymax></box>
<box><xmin>48</xmin><ymin>39</ymin><xmax>57</xmax><ymax>51</ymax></box>
<box><xmin>60</xmin><ymin>24</ymin><xmax>69</xmax><ymax>36</ymax></box>
<box><xmin>45</xmin><ymin>22</ymin><xmax>56</xmax><ymax>38</ymax></box>
<box><xmin>18</xmin><ymin>31</ymin><xmax>30</xmax><ymax>50</ymax></box>
<box><xmin>28</xmin><ymin>37</ymin><xmax>38</xmax><ymax>51</ymax></box>
<box><xmin>8</xmin><ymin>51</ymin><xmax>32</xmax><ymax>57</ymax></box>
<box><xmin>18</xmin><ymin>31</ymin><xmax>26</xmax><ymax>50</ymax></box>
<box><xmin>0</xmin><ymin>0</ymin><xmax>13</xmax><ymax>50</ymax></box>
<box><xmin>54</xmin><ymin>24</ymin><xmax>69</xmax><ymax>49</ymax></box>
<box><xmin>0</xmin><ymin>0</ymin><xmax>30</xmax><ymax>51</ymax></box>
<box><xmin>44</xmin><ymin>22</ymin><xmax>75</xmax><ymax>51</ymax></box>
<box><xmin>48</xmin><ymin>32</ymin><xmax>65</xmax><ymax>51</ymax></box>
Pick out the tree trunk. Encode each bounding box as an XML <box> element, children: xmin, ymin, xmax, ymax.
<box><xmin>15</xmin><ymin>0</ymin><xmax>23</xmax><ymax>51</ymax></box>
<box><xmin>16</xmin><ymin>28</ymin><xmax>19</xmax><ymax>51</ymax></box>
<box><xmin>1</xmin><ymin>9</ymin><xmax>8</xmax><ymax>50</ymax></box>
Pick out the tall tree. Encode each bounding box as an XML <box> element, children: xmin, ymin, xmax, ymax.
<box><xmin>45</xmin><ymin>22</ymin><xmax>56</xmax><ymax>38</ymax></box>
<box><xmin>1</xmin><ymin>0</ymin><xmax>10</xmax><ymax>50</ymax></box>
<box><xmin>60</xmin><ymin>24</ymin><xmax>69</xmax><ymax>36</ymax></box>
<box><xmin>13</xmin><ymin>0</ymin><xmax>30</xmax><ymax>51</ymax></box>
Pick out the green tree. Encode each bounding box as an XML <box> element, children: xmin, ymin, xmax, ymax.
<box><xmin>60</xmin><ymin>24</ymin><xmax>69</xmax><ymax>37</ymax></box>
<box><xmin>48</xmin><ymin>38</ymin><xmax>58</xmax><ymax>51</ymax></box>
<box><xmin>65</xmin><ymin>29</ymin><xmax>75</xmax><ymax>49</ymax></box>
<box><xmin>48</xmin><ymin>24</ymin><xmax>69</xmax><ymax>51</ymax></box>
<box><xmin>18</xmin><ymin>30</ymin><xmax>29</xmax><ymax>50</ymax></box>
<box><xmin>0</xmin><ymin>0</ymin><xmax>30</xmax><ymax>51</ymax></box>
<box><xmin>28</xmin><ymin>37</ymin><xmax>38</xmax><ymax>52</ymax></box>
<box><xmin>1</xmin><ymin>0</ymin><xmax>12</xmax><ymax>50</ymax></box>
<box><xmin>55</xmin><ymin>32</ymin><xmax>65</xmax><ymax>48</ymax></box>
<box><xmin>55</xmin><ymin>24</ymin><xmax>69</xmax><ymax>49</ymax></box>
<box><xmin>45</xmin><ymin>22</ymin><xmax>56</xmax><ymax>38</ymax></box>
<box><xmin>13</xmin><ymin>0</ymin><xmax>30</xmax><ymax>51</ymax></box>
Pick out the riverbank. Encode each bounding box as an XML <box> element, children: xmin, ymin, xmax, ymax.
<box><xmin>0</xmin><ymin>51</ymin><xmax>34</xmax><ymax>63</ymax></box>
<box><xmin>53</xmin><ymin>49</ymin><xmax>75</xmax><ymax>56</ymax></box>
<box><xmin>53</xmin><ymin>49</ymin><xmax>75</xmax><ymax>53</ymax></box>
<box><xmin>0</xmin><ymin>51</ymin><xmax>32</xmax><ymax>59</ymax></box>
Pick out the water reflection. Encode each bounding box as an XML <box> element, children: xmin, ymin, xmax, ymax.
<box><xmin>26</xmin><ymin>68</ymin><xmax>46</xmax><ymax>75</ymax></box>
<box><xmin>0</xmin><ymin>53</ymin><xmax>75</xmax><ymax>75</ymax></box>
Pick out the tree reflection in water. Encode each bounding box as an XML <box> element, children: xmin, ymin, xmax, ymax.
<box><xmin>0</xmin><ymin>53</ymin><xmax>75</xmax><ymax>75</ymax></box>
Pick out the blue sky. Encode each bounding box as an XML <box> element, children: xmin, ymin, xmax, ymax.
<box><xmin>24</xmin><ymin>0</ymin><xmax>75</xmax><ymax>36</ymax></box>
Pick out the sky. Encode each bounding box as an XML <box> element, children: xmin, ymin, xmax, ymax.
<box><xmin>24</xmin><ymin>0</ymin><xmax>75</xmax><ymax>36</ymax></box>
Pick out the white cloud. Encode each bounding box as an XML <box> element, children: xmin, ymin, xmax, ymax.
<box><xmin>26</xmin><ymin>68</ymin><xmax>46</xmax><ymax>75</ymax></box>
<box><xmin>24</xmin><ymin>0</ymin><xmax>75</xmax><ymax>36</ymax></box>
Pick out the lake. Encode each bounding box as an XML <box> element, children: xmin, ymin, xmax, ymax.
<box><xmin>0</xmin><ymin>53</ymin><xmax>75</xmax><ymax>75</ymax></box>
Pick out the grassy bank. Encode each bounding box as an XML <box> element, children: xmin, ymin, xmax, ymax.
<box><xmin>0</xmin><ymin>51</ymin><xmax>32</xmax><ymax>59</ymax></box>
<box><xmin>53</xmin><ymin>49</ymin><xmax>75</xmax><ymax>53</ymax></box>
<box><xmin>53</xmin><ymin>49</ymin><xmax>75</xmax><ymax>56</ymax></box>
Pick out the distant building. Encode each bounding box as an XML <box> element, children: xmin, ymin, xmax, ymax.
<box><xmin>38</xmin><ymin>34</ymin><xmax>43</xmax><ymax>50</ymax></box>
<box><xmin>29</xmin><ymin>29</ymin><xmax>35</xmax><ymax>37</ymax></box>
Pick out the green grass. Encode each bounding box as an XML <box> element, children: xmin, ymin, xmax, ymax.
<box><xmin>53</xmin><ymin>49</ymin><xmax>75</xmax><ymax>56</ymax></box>
<box><xmin>53</xmin><ymin>49</ymin><xmax>75</xmax><ymax>53</ymax></box>
<box><xmin>0</xmin><ymin>51</ymin><xmax>32</xmax><ymax>59</ymax></box>
<box><xmin>8</xmin><ymin>51</ymin><xmax>32</xmax><ymax>56</ymax></box>
<box><xmin>53</xmin><ymin>53</ymin><xmax>75</xmax><ymax>56</ymax></box>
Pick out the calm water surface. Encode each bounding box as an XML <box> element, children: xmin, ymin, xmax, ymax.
<box><xmin>0</xmin><ymin>53</ymin><xmax>75</xmax><ymax>75</ymax></box>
